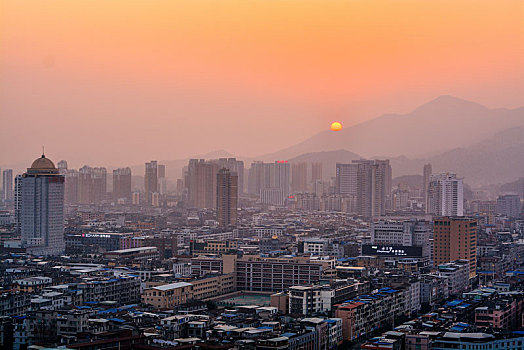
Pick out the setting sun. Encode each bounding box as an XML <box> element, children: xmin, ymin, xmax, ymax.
<box><xmin>330</xmin><ymin>122</ymin><xmax>342</xmax><ymax>131</ymax></box>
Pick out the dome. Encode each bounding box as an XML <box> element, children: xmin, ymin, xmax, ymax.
<box><xmin>30</xmin><ymin>154</ymin><xmax>56</xmax><ymax>170</ymax></box>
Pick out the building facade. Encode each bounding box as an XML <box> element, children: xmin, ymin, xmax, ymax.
<box><xmin>18</xmin><ymin>154</ymin><xmax>65</xmax><ymax>256</ymax></box>
<box><xmin>433</xmin><ymin>217</ymin><xmax>477</xmax><ymax>278</ymax></box>
<box><xmin>216</xmin><ymin>168</ymin><xmax>238</xmax><ymax>227</ymax></box>
<box><xmin>428</xmin><ymin>173</ymin><xmax>464</xmax><ymax>217</ymax></box>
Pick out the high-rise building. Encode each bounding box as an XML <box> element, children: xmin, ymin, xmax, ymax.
<box><xmin>18</xmin><ymin>154</ymin><xmax>65</xmax><ymax>256</ymax></box>
<box><xmin>91</xmin><ymin>167</ymin><xmax>107</xmax><ymax>203</ymax></box>
<box><xmin>376</xmin><ymin>159</ymin><xmax>392</xmax><ymax>197</ymax></box>
<box><xmin>78</xmin><ymin>166</ymin><xmax>91</xmax><ymax>203</ymax></box>
<box><xmin>63</xmin><ymin>170</ymin><xmax>79</xmax><ymax>204</ymax></box>
<box><xmin>57</xmin><ymin>160</ymin><xmax>68</xmax><ymax>171</ymax></box>
<box><xmin>14</xmin><ymin>175</ymin><xmax>22</xmax><ymax>234</ymax></box>
<box><xmin>113</xmin><ymin>167</ymin><xmax>132</xmax><ymax>202</ymax></box>
<box><xmin>291</xmin><ymin>162</ymin><xmax>308</xmax><ymax>193</ymax></box>
<box><xmin>145</xmin><ymin>161</ymin><xmax>158</xmax><ymax>205</ymax></box>
<box><xmin>272</xmin><ymin>161</ymin><xmax>290</xmax><ymax>197</ymax></box>
<box><xmin>248</xmin><ymin>161</ymin><xmax>272</xmax><ymax>196</ymax></box>
<box><xmin>248</xmin><ymin>161</ymin><xmax>290</xmax><ymax>199</ymax></box>
<box><xmin>496</xmin><ymin>194</ymin><xmax>522</xmax><ymax>218</ymax></box>
<box><xmin>260</xmin><ymin>188</ymin><xmax>285</xmax><ymax>206</ymax></box>
<box><xmin>2</xmin><ymin>169</ymin><xmax>14</xmax><ymax>202</ymax></box>
<box><xmin>214</xmin><ymin>158</ymin><xmax>244</xmax><ymax>194</ymax></box>
<box><xmin>157</xmin><ymin>164</ymin><xmax>167</xmax><ymax>195</ymax></box>
<box><xmin>423</xmin><ymin>163</ymin><xmax>432</xmax><ymax>212</ymax></box>
<box><xmin>216</xmin><ymin>168</ymin><xmax>238</xmax><ymax>227</ymax></box>
<box><xmin>336</xmin><ymin>163</ymin><xmax>358</xmax><ymax>196</ymax></box>
<box><xmin>311</xmin><ymin>162</ymin><xmax>323</xmax><ymax>182</ymax></box>
<box><xmin>336</xmin><ymin>160</ymin><xmax>390</xmax><ymax>217</ymax></box>
<box><xmin>157</xmin><ymin>164</ymin><xmax>166</xmax><ymax>179</ymax></box>
<box><xmin>428</xmin><ymin>173</ymin><xmax>464</xmax><ymax>217</ymax></box>
<box><xmin>187</xmin><ymin>159</ymin><xmax>219</xmax><ymax>209</ymax></box>
<box><xmin>77</xmin><ymin>166</ymin><xmax>107</xmax><ymax>204</ymax></box>
<box><xmin>433</xmin><ymin>217</ymin><xmax>477</xmax><ymax>278</ymax></box>
<box><xmin>372</xmin><ymin>159</ymin><xmax>392</xmax><ymax>208</ymax></box>
<box><xmin>57</xmin><ymin>160</ymin><xmax>78</xmax><ymax>204</ymax></box>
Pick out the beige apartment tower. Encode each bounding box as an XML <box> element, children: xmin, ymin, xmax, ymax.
<box><xmin>216</xmin><ymin>168</ymin><xmax>238</xmax><ymax>227</ymax></box>
<box><xmin>433</xmin><ymin>217</ymin><xmax>477</xmax><ymax>278</ymax></box>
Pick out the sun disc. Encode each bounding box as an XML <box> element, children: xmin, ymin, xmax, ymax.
<box><xmin>330</xmin><ymin>122</ymin><xmax>342</xmax><ymax>131</ymax></box>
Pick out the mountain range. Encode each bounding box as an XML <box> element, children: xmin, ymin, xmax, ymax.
<box><xmin>128</xmin><ymin>96</ymin><xmax>523</xmax><ymax>187</ymax></box>
<box><xmin>257</xmin><ymin>95</ymin><xmax>524</xmax><ymax>161</ymax></box>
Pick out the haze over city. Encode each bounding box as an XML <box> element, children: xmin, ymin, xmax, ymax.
<box><xmin>1</xmin><ymin>1</ymin><xmax>524</xmax><ymax>350</ymax></box>
<box><xmin>2</xmin><ymin>0</ymin><xmax>523</xmax><ymax>167</ymax></box>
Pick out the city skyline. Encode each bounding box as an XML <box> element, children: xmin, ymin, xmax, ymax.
<box><xmin>1</xmin><ymin>2</ymin><xmax>523</xmax><ymax>349</ymax></box>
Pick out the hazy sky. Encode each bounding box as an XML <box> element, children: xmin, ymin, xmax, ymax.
<box><xmin>1</xmin><ymin>0</ymin><xmax>523</xmax><ymax>169</ymax></box>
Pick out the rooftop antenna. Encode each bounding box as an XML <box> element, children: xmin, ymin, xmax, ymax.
<box><xmin>42</xmin><ymin>146</ymin><xmax>45</xmax><ymax>158</ymax></box>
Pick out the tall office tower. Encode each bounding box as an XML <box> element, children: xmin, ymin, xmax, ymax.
<box><xmin>272</xmin><ymin>161</ymin><xmax>291</xmax><ymax>197</ymax></box>
<box><xmin>427</xmin><ymin>173</ymin><xmax>464</xmax><ymax>217</ymax></box>
<box><xmin>423</xmin><ymin>163</ymin><xmax>432</xmax><ymax>212</ymax></box>
<box><xmin>2</xmin><ymin>169</ymin><xmax>14</xmax><ymax>202</ymax></box>
<box><xmin>311</xmin><ymin>162</ymin><xmax>323</xmax><ymax>182</ymax></box>
<box><xmin>19</xmin><ymin>154</ymin><xmax>65</xmax><ymax>256</ymax></box>
<box><xmin>157</xmin><ymin>164</ymin><xmax>167</xmax><ymax>195</ymax></box>
<box><xmin>496</xmin><ymin>194</ymin><xmax>522</xmax><ymax>218</ymax></box>
<box><xmin>215</xmin><ymin>158</ymin><xmax>244</xmax><ymax>194</ymax></box>
<box><xmin>14</xmin><ymin>175</ymin><xmax>22</xmax><ymax>234</ymax></box>
<box><xmin>187</xmin><ymin>159</ymin><xmax>219</xmax><ymax>208</ymax></box>
<box><xmin>291</xmin><ymin>162</ymin><xmax>308</xmax><ymax>193</ymax></box>
<box><xmin>336</xmin><ymin>160</ymin><xmax>389</xmax><ymax>217</ymax></box>
<box><xmin>145</xmin><ymin>161</ymin><xmax>158</xmax><ymax>205</ymax></box>
<box><xmin>113</xmin><ymin>167</ymin><xmax>132</xmax><ymax>202</ymax></box>
<box><xmin>216</xmin><ymin>168</ymin><xmax>238</xmax><ymax>227</ymax></box>
<box><xmin>433</xmin><ymin>217</ymin><xmax>477</xmax><ymax>278</ymax></box>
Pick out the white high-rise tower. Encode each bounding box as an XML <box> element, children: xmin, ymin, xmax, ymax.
<box><xmin>427</xmin><ymin>173</ymin><xmax>464</xmax><ymax>217</ymax></box>
<box><xmin>18</xmin><ymin>154</ymin><xmax>65</xmax><ymax>256</ymax></box>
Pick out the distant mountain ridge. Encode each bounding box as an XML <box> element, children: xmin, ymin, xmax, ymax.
<box><xmin>121</xmin><ymin>96</ymin><xmax>524</xmax><ymax>187</ymax></box>
<box><xmin>257</xmin><ymin>95</ymin><xmax>524</xmax><ymax>161</ymax></box>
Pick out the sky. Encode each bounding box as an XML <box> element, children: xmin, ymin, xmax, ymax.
<box><xmin>1</xmin><ymin>0</ymin><xmax>523</xmax><ymax>169</ymax></box>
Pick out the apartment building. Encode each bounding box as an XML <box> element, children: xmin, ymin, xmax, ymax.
<box><xmin>335</xmin><ymin>288</ymin><xmax>406</xmax><ymax>341</ymax></box>
<box><xmin>142</xmin><ymin>282</ymin><xmax>193</xmax><ymax>309</ymax></box>
<box><xmin>288</xmin><ymin>285</ymin><xmax>334</xmax><ymax>316</ymax></box>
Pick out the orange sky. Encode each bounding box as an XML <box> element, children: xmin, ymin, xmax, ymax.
<box><xmin>1</xmin><ymin>0</ymin><xmax>523</xmax><ymax>168</ymax></box>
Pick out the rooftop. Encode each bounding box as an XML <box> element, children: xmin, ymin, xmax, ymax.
<box><xmin>153</xmin><ymin>282</ymin><xmax>193</xmax><ymax>291</ymax></box>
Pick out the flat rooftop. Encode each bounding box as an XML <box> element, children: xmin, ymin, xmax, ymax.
<box><xmin>153</xmin><ymin>282</ymin><xmax>193</xmax><ymax>291</ymax></box>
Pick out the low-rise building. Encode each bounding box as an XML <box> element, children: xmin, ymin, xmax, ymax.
<box><xmin>142</xmin><ymin>282</ymin><xmax>193</xmax><ymax>309</ymax></box>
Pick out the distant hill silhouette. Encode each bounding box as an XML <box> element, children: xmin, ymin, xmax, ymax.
<box><xmin>392</xmin><ymin>175</ymin><xmax>423</xmax><ymax>188</ymax></box>
<box><xmin>258</xmin><ymin>95</ymin><xmax>524</xmax><ymax>160</ymax></box>
<box><xmin>124</xmin><ymin>96</ymin><xmax>524</xmax><ymax>187</ymax></box>
<box><xmin>390</xmin><ymin>127</ymin><xmax>524</xmax><ymax>186</ymax></box>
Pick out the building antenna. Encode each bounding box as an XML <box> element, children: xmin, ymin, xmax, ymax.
<box><xmin>42</xmin><ymin>146</ymin><xmax>45</xmax><ymax>157</ymax></box>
